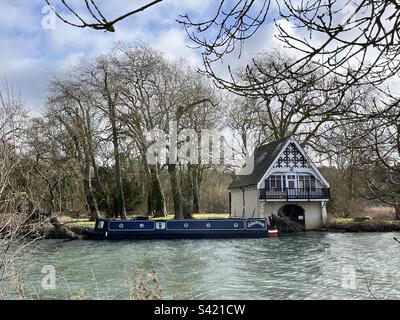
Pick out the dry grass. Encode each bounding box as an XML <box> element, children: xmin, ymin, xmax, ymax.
<box><xmin>0</xmin><ymin>273</ymin><xmax>28</xmax><ymax>300</ymax></box>
<box><xmin>360</xmin><ymin>206</ymin><xmax>396</xmax><ymax>220</ymax></box>
<box><xmin>69</xmin><ymin>289</ymin><xmax>86</xmax><ymax>300</ymax></box>
<box><xmin>332</xmin><ymin>205</ymin><xmax>396</xmax><ymax>220</ymax></box>
<box><xmin>0</xmin><ymin>214</ymin><xmax>42</xmax><ymax>238</ymax></box>
<box><xmin>10</xmin><ymin>274</ymin><xmax>26</xmax><ymax>299</ymax></box>
<box><xmin>129</xmin><ymin>271</ymin><xmax>163</xmax><ymax>300</ymax></box>
<box><xmin>1</xmin><ymin>268</ymin><xmax>163</xmax><ymax>300</ymax></box>
<box><xmin>58</xmin><ymin>215</ymin><xmax>95</xmax><ymax>228</ymax></box>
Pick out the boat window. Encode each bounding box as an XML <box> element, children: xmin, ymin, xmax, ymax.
<box><xmin>156</xmin><ymin>222</ymin><xmax>166</xmax><ymax>230</ymax></box>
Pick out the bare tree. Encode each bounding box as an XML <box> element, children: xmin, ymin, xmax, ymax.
<box><xmin>47</xmin><ymin>74</ymin><xmax>103</xmax><ymax>220</ymax></box>
<box><xmin>166</xmin><ymin>63</ymin><xmax>218</xmax><ymax>219</ymax></box>
<box><xmin>180</xmin><ymin>84</ymin><xmax>222</xmax><ymax>214</ymax></box>
<box><xmin>313</xmin><ymin>88</ymin><xmax>400</xmax><ymax>218</ymax></box>
<box><xmin>108</xmin><ymin>43</ymin><xmax>219</xmax><ymax>218</ymax></box>
<box><xmin>178</xmin><ymin>1</ymin><xmax>400</xmax><ymax>92</ymax></box>
<box><xmin>109</xmin><ymin>43</ymin><xmax>168</xmax><ymax>217</ymax></box>
<box><xmin>46</xmin><ymin>0</ymin><xmax>163</xmax><ymax>32</ymax></box>
<box><xmin>0</xmin><ymin>82</ymin><xmax>48</xmax><ymax>287</ymax></box>
<box><xmin>226</xmin><ymin>51</ymin><xmax>370</xmax><ymax>150</ymax></box>
<box><xmin>82</xmin><ymin>57</ymin><xmax>128</xmax><ymax>219</ymax></box>
<box><xmin>363</xmin><ymin>106</ymin><xmax>400</xmax><ymax>219</ymax></box>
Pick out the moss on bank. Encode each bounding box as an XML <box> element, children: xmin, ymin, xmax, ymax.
<box><xmin>328</xmin><ymin>218</ymin><xmax>400</xmax><ymax>232</ymax></box>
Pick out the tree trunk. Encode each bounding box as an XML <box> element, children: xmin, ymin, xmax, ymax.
<box><xmin>168</xmin><ymin>164</ymin><xmax>184</xmax><ymax>219</ymax></box>
<box><xmin>110</xmin><ymin>107</ymin><xmax>127</xmax><ymax>220</ymax></box>
<box><xmin>142</xmin><ymin>154</ymin><xmax>154</xmax><ymax>216</ymax></box>
<box><xmin>191</xmin><ymin>165</ymin><xmax>201</xmax><ymax>214</ymax></box>
<box><xmin>84</xmin><ymin>156</ymin><xmax>101</xmax><ymax>221</ymax></box>
<box><xmin>147</xmin><ymin>193</ymin><xmax>152</xmax><ymax>216</ymax></box>
<box><xmin>395</xmin><ymin>204</ymin><xmax>400</xmax><ymax>220</ymax></box>
<box><xmin>183</xmin><ymin>202</ymin><xmax>193</xmax><ymax>219</ymax></box>
<box><xmin>91</xmin><ymin>155</ymin><xmax>112</xmax><ymax>217</ymax></box>
<box><xmin>149</xmin><ymin>165</ymin><xmax>167</xmax><ymax>217</ymax></box>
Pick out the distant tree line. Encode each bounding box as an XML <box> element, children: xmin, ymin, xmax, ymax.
<box><xmin>1</xmin><ymin>42</ymin><xmax>400</xmax><ymax>222</ymax></box>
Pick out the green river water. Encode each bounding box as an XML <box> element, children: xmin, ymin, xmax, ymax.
<box><xmin>4</xmin><ymin>232</ymin><xmax>400</xmax><ymax>299</ymax></box>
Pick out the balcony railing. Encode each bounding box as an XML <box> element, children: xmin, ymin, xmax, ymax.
<box><xmin>259</xmin><ymin>188</ymin><xmax>330</xmax><ymax>200</ymax></box>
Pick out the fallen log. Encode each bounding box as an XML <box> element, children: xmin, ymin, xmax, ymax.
<box><xmin>49</xmin><ymin>217</ymin><xmax>81</xmax><ymax>240</ymax></box>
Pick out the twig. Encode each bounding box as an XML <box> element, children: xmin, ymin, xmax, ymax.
<box><xmin>356</xmin><ymin>259</ymin><xmax>378</xmax><ymax>300</ymax></box>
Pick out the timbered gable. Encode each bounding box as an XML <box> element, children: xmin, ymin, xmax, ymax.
<box><xmin>228</xmin><ymin>136</ymin><xmax>329</xmax><ymax>190</ymax></box>
<box><xmin>273</xmin><ymin>142</ymin><xmax>310</xmax><ymax>169</ymax></box>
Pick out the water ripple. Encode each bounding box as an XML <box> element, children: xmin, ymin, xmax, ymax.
<box><xmin>9</xmin><ymin>232</ymin><xmax>400</xmax><ymax>299</ymax></box>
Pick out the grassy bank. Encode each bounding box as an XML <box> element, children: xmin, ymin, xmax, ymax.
<box><xmin>328</xmin><ymin>218</ymin><xmax>400</xmax><ymax>232</ymax></box>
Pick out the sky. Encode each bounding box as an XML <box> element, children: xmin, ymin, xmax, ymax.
<box><xmin>2</xmin><ymin>1</ymin><xmax>398</xmax><ymax>117</ymax></box>
<box><xmin>0</xmin><ymin>0</ymin><xmax>287</xmax><ymax>115</ymax></box>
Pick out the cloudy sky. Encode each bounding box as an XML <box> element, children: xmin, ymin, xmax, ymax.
<box><xmin>0</xmin><ymin>0</ymin><xmax>287</xmax><ymax>115</ymax></box>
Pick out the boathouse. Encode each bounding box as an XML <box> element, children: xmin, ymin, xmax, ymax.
<box><xmin>228</xmin><ymin>137</ymin><xmax>330</xmax><ymax>230</ymax></box>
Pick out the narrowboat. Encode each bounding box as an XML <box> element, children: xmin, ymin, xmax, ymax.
<box><xmin>84</xmin><ymin>217</ymin><xmax>278</xmax><ymax>240</ymax></box>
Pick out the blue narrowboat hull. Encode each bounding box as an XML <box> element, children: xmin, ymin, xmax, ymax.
<box><xmin>85</xmin><ymin>218</ymin><xmax>271</xmax><ymax>240</ymax></box>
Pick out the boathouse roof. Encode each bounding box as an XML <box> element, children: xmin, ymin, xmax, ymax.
<box><xmin>228</xmin><ymin>136</ymin><xmax>291</xmax><ymax>189</ymax></box>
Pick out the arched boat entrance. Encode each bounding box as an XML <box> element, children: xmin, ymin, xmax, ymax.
<box><xmin>278</xmin><ymin>204</ymin><xmax>305</xmax><ymax>228</ymax></box>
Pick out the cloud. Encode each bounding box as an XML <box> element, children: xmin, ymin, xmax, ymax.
<box><xmin>152</xmin><ymin>28</ymin><xmax>201</xmax><ymax>66</ymax></box>
<box><xmin>0</xmin><ymin>0</ymin><xmax>273</xmax><ymax>114</ymax></box>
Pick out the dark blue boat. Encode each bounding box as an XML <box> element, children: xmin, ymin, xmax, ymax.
<box><xmin>84</xmin><ymin>217</ymin><xmax>274</xmax><ymax>240</ymax></box>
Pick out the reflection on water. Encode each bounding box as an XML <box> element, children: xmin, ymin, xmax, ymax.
<box><xmin>6</xmin><ymin>232</ymin><xmax>400</xmax><ymax>299</ymax></box>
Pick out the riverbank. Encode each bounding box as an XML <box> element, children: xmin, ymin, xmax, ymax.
<box><xmin>31</xmin><ymin>215</ymin><xmax>400</xmax><ymax>239</ymax></box>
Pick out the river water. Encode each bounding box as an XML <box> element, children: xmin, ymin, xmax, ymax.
<box><xmin>5</xmin><ymin>232</ymin><xmax>400</xmax><ymax>299</ymax></box>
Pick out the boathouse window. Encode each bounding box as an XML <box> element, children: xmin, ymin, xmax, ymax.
<box><xmin>266</xmin><ymin>174</ymin><xmax>317</xmax><ymax>191</ymax></box>
<box><xmin>298</xmin><ymin>174</ymin><xmax>316</xmax><ymax>191</ymax></box>
<box><xmin>286</xmin><ymin>175</ymin><xmax>295</xmax><ymax>189</ymax></box>
<box><xmin>265</xmin><ymin>175</ymin><xmax>283</xmax><ymax>191</ymax></box>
